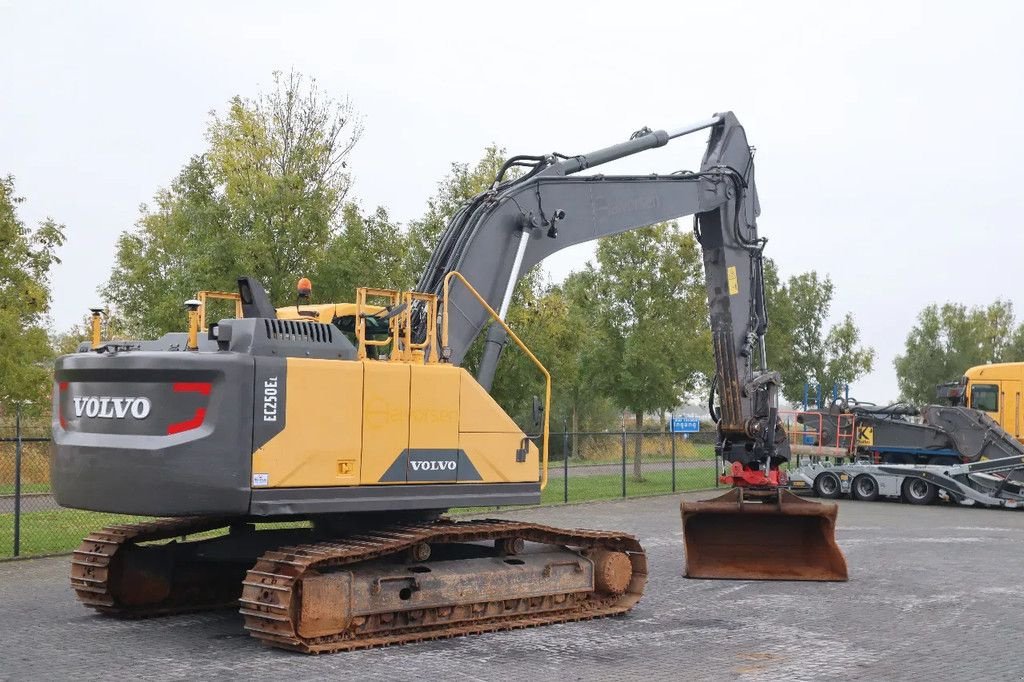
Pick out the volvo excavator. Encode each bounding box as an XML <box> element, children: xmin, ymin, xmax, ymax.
<box><xmin>51</xmin><ymin>112</ymin><xmax>846</xmax><ymax>654</ymax></box>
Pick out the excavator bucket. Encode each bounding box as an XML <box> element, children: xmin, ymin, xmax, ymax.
<box><xmin>681</xmin><ymin>488</ymin><xmax>848</xmax><ymax>581</ymax></box>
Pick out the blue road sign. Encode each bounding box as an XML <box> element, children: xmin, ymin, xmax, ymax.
<box><xmin>671</xmin><ymin>416</ymin><xmax>700</xmax><ymax>433</ymax></box>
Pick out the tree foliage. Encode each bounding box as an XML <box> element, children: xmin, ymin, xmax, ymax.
<box><xmin>104</xmin><ymin>71</ymin><xmax>367</xmax><ymax>335</ymax></box>
<box><xmin>764</xmin><ymin>261</ymin><xmax>875</xmax><ymax>405</ymax></box>
<box><xmin>405</xmin><ymin>145</ymin><xmax>506</xmax><ymax>282</ymax></box>
<box><xmin>579</xmin><ymin>223</ymin><xmax>711</xmax><ymax>477</ymax></box>
<box><xmin>894</xmin><ymin>300</ymin><xmax>1022</xmax><ymax>404</ymax></box>
<box><xmin>0</xmin><ymin>175</ymin><xmax>65</xmax><ymax>411</ymax></box>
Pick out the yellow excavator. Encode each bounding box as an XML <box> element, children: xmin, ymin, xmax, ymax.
<box><xmin>52</xmin><ymin>112</ymin><xmax>845</xmax><ymax>654</ymax></box>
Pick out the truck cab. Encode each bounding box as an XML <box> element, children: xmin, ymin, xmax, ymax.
<box><xmin>963</xmin><ymin>363</ymin><xmax>1024</xmax><ymax>442</ymax></box>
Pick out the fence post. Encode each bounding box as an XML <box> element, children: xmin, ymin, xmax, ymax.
<box><xmin>670</xmin><ymin>425</ymin><xmax>677</xmax><ymax>493</ymax></box>
<box><xmin>562</xmin><ymin>421</ymin><xmax>569</xmax><ymax>504</ymax></box>
<box><xmin>714</xmin><ymin>447</ymin><xmax>720</xmax><ymax>489</ymax></box>
<box><xmin>620</xmin><ymin>427</ymin><xmax>627</xmax><ymax>498</ymax></box>
<box><xmin>13</xmin><ymin>403</ymin><xmax>22</xmax><ymax>558</ymax></box>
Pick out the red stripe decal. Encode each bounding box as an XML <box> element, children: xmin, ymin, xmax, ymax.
<box><xmin>58</xmin><ymin>381</ymin><xmax>68</xmax><ymax>429</ymax></box>
<box><xmin>167</xmin><ymin>382</ymin><xmax>212</xmax><ymax>434</ymax></box>
<box><xmin>167</xmin><ymin>408</ymin><xmax>207</xmax><ymax>435</ymax></box>
<box><xmin>173</xmin><ymin>382</ymin><xmax>212</xmax><ymax>395</ymax></box>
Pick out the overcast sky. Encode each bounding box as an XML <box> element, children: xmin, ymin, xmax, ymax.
<box><xmin>2</xmin><ymin>0</ymin><xmax>1022</xmax><ymax>402</ymax></box>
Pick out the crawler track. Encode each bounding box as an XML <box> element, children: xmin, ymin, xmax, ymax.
<box><xmin>70</xmin><ymin>517</ymin><xmax>646</xmax><ymax>652</ymax></box>
<box><xmin>239</xmin><ymin>519</ymin><xmax>647</xmax><ymax>653</ymax></box>
<box><xmin>70</xmin><ymin>516</ymin><xmax>242</xmax><ymax>616</ymax></box>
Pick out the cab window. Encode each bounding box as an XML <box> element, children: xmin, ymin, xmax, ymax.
<box><xmin>971</xmin><ymin>384</ymin><xmax>999</xmax><ymax>413</ymax></box>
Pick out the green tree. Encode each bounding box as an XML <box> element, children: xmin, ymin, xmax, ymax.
<box><xmin>315</xmin><ymin>203</ymin><xmax>409</xmax><ymax>302</ymax></box>
<box><xmin>51</xmin><ymin>310</ymin><xmax>130</xmax><ymax>357</ymax></box>
<box><xmin>550</xmin><ymin>275</ymin><xmax>613</xmax><ymax>439</ymax></box>
<box><xmin>104</xmin><ymin>71</ymin><xmax>367</xmax><ymax>336</ymax></box>
<box><xmin>1004</xmin><ymin>323</ymin><xmax>1024</xmax><ymax>362</ymax></box>
<box><xmin>405</xmin><ymin>145</ymin><xmax>506</xmax><ymax>281</ymax></box>
<box><xmin>582</xmin><ymin>222</ymin><xmax>712</xmax><ymax>479</ymax></box>
<box><xmin>484</xmin><ymin>275</ymin><xmax>611</xmax><ymax>442</ymax></box>
<box><xmin>764</xmin><ymin>261</ymin><xmax>875</xmax><ymax>405</ymax></box>
<box><xmin>894</xmin><ymin>300</ymin><xmax>1018</xmax><ymax>404</ymax></box>
<box><xmin>0</xmin><ymin>175</ymin><xmax>66</xmax><ymax>412</ymax></box>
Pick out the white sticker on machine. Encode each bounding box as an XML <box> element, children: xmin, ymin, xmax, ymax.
<box><xmin>252</xmin><ymin>473</ymin><xmax>269</xmax><ymax>487</ymax></box>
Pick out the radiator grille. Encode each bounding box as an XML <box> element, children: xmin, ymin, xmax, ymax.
<box><xmin>263</xmin><ymin>319</ymin><xmax>334</xmax><ymax>344</ymax></box>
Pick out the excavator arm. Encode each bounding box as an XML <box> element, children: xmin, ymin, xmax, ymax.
<box><xmin>420</xmin><ymin>112</ymin><xmax>847</xmax><ymax>582</ymax></box>
<box><xmin>419</xmin><ymin>112</ymin><xmax>785</xmax><ymax>482</ymax></box>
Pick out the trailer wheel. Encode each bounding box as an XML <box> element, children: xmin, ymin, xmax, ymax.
<box><xmin>813</xmin><ymin>472</ymin><xmax>842</xmax><ymax>499</ymax></box>
<box><xmin>851</xmin><ymin>474</ymin><xmax>880</xmax><ymax>502</ymax></box>
<box><xmin>901</xmin><ymin>477</ymin><xmax>937</xmax><ymax>505</ymax></box>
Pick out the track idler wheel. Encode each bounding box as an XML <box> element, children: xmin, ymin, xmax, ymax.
<box><xmin>680</xmin><ymin>488</ymin><xmax>848</xmax><ymax>582</ymax></box>
<box><xmin>592</xmin><ymin>550</ymin><xmax>632</xmax><ymax>595</ymax></box>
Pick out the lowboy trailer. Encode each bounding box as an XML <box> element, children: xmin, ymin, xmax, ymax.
<box><xmin>788</xmin><ymin>454</ymin><xmax>1024</xmax><ymax>509</ymax></box>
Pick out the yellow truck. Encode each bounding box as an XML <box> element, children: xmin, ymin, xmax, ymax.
<box><xmin>957</xmin><ymin>363</ymin><xmax>1024</xmax><ymax>442</ymax></box>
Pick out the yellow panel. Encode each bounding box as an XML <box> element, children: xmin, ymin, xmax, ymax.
<box><xmin>275</xmin><ymin>303</ymin><xmax>387</xmax><ymax>324</ymax></box>
<box><xmin>361</xmin><ymin>362</ymin><xmax>411</xmax><ymax>483</ymax></box>
<box><xmin>727</xmin><ymin>265</ymin><xmax>739</xmax><ymax>295</ymax></box>
<box><xmin>459</xmin><ymin>369</ymin><xmax>522</xmax><ymax>433</ymax></box>
<box><xmin>410</xmin><ymin>364</ymin><xmax>460</xmax><ymax>450</ymax></box>
<box><xmin>252</xmin><ymin>359</ymin><xmax>363</xmax><ymax>487</ymax></box>
<box><xmin>459</xmin><ymin>433</ymin><xmax>539</xmax><ymax>483</ymax></box>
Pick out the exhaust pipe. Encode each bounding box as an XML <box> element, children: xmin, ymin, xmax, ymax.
<box><xmin>681</xmin><ymin>488</ymin><xmax>848</xmax><ymax>581</ymax></box>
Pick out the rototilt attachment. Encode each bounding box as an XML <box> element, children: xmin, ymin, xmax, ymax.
<box><xmin>680</xmin><ymin>487</ymin><xmax>848</xmax><ymax>581</ymax></box>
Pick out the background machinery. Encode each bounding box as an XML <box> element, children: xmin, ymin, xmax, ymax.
<box><xmin>795</xmin><ymin>362</ymin><xmax>1024</xmax><ymax>468</ymax></box>
<box><xmin>52</xmin><ymin>112</ymin><xmax>845</xmax><ymax>653</ymax></box>
<box><xmin>796</xmin><ymin>401</ymin><xmax>1018</xmax><ymax>467</ymax></box>
<box><xmin>789</xmin><ymin>452</ymin><xmax>1024</xmax><ymax>508</ymax></box>
<box><xmin>788</xmin><ymin>365</ymin><xmax>1024</xmax><ymax>508</ymax></box>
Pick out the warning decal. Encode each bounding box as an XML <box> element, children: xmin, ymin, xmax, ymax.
<box><xmin>727</xmin><ymin>266</ymin><xmax>739</xmax><ymax>295</ymax></box>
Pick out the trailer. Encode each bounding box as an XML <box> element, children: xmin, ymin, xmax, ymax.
<box><xmin>788</xmin><ymin>455</ymin><xmax>1024</xmax><ymax>509</ymax></box>
<box><xmin>792</xmin><ymin>404</ymin><xmax>1018</xmax><ymax>467</ymax></box>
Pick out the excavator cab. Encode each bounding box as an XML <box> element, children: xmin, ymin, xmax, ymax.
<box><xmin>681</xmin><ymin>487</ymin><xmax>848</xmax><ymax>581</ymax></box>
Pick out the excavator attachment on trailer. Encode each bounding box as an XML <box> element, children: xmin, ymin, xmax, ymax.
<box><xmin>680</xmin><ymin>489</ymin><xmax>848</xmax><ymax>581</ymax></box>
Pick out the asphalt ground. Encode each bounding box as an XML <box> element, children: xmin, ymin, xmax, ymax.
<box><xmin>2</xmin><ymin>492</ymin><xmax>1023</xmax><ymax>681</ymax></box>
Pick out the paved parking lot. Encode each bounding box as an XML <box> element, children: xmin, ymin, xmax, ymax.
<box><xmin>2</xmin><ymin>492</ymin><xmax>1023</xmax><ymax>681</ymax></box>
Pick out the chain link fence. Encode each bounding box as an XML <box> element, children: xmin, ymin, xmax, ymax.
<box><xmin>543</xmin><ymin>428</ymin><xmax>720</xmax><ymax>504</ymax></box>
<box><xmin>1</xmin><ymin>416</ymin><xmax>722</xmax><ymax>560</ymax></box>
<box><xmin>1</xmin><ymin>406</ymin><xmax>70</xmax><ymax>559</ymax></box>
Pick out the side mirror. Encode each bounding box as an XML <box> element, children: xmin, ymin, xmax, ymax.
<box><xmin>532</xmin><ymin>395</ymin><xmax>544</xmax><ymax>430</ymax></box>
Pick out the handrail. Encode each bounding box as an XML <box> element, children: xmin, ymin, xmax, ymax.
<box><xmin>355</xmin><ymin>288</ymin><xmax>401</xmax><ymax>360</ymax></box>
<box><xmin>441</xmin><ymin>271</ymin><xmax>550</xmax><ymax>491</ymax></box>
<box><xmin>401</xmin><ymin>291</ymin><xmax>438</xmax><ymax>363</ymax></box>
<box><xmin>197</xmin><ymin>290</ymin><xmax>243</xmax><ymax>331</ymax></box>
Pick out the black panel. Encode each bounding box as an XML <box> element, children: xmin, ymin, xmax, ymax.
<box><xmin>253</xmin><ymin>357</ymin><xmax>287</xmax><ymax>450</ymax></box>
<box><xmin>237</xmin><ymin>276</ymin><xmax>277</xmax><ymax>319</ymax></box>
<box><xmin>249</xmin><ymin>482</ymin><xmax>540</xmax><ymax>515</ymax></box>
<box><xmin>50</xmin><ymin>351</ymin><xmax>254</xmax><ymax>516</ymax></box>
<box><xmin>379</xmin><ymin>449</ymin><xmax>484</xmax><ymax>483</ymax></box>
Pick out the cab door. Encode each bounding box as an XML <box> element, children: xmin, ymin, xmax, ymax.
<box><xmin>1002</xmin><ymin>380</ymin><xmax>1023</xmax><ymax>439</ymax></box>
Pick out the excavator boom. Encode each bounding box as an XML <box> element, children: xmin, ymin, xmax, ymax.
<box><xmin>417</xmin><ymin>112</ymin><xmax>847</xmax><ymax>581</ymax></box>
